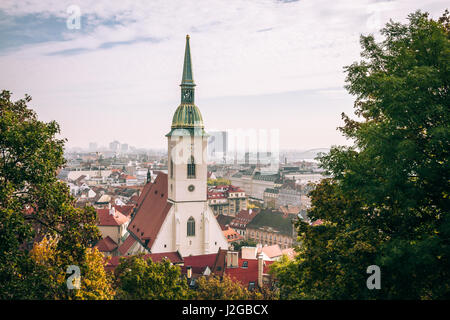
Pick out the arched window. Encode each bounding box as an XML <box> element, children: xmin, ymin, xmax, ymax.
<box><xmin>170</xmin><ymin>159</ymin><xmax>173</xmax><ymax>178</ymax></box>
<box><xmin>187</xmin><ymin>156</ymin><xmax>195</xmax><ymax>179</ymax></box>
<box><xmin>187</xmin><ymin>217</ymin><xmax>195</xmax><ymax>236</ymax></box>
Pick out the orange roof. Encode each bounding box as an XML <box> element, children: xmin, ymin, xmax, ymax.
<box><xmin>222</xmin><ymin>226</ymin><xmax>244</xmax><ymax>243</ymax></box>
<box><xmin>97</xmin><ymin>208</ymin><xmax>130</xmax><ymax>226</ymax></box>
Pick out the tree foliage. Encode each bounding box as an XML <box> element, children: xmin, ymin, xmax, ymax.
<box><xmin>114</xmin><ymin>254</ymin><xmax>191</xmax><ymax>300</ymax></box>
<box><xmin>194</xmin><ymin>274</ymin><xmax>253</xmax><ymax>300</ymax></box>
<box><xmin>272</xmin><ymin>11</ymin><xmax>450</xmax><ymax>299</ymax></box>
<box><xmin>193</xmin><ymin>274</ymin><xmax>277</xmax><ymax>300</ymax></box>
<box><xmin>207</xmin><ymin>178</ymin><xmax>231</xmax><ymax>186</ymax></box>
<box><xmin>231</xmin><ymin>240</ymin><xmax>257</xmax><ymax>252</ymax></box>
<box><xmin>30</xmin><ymin>237</ymin><xmax>115</xmax><ymax>299</ymax></box>
<box><xmin>0</xmin><ymin>90</ymin><xmax>101</xmax><ymax>299</ymax></box>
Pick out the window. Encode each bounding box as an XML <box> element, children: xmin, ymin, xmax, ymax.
<box><xmin>187</xmin><ymin>156</ymin><xmax>195</xmax><ymax>178</ymax></box>
<box><xmin>187</xmin><ymin>217</ymin><xmax>195</xmax><ymax>236</ymax></box>
<box><xmin>170</xmin><ymin>159</ymin><xmax>173</xmax><ymax>178</ymax></box>
<box><xmin>242</xmin><ymin>261</ymin><xmax>248</xmax><ymax>268</ymax></box>
<box><xmin>248</xmin><ymin>282</ymin><xmax>255</xmax><ymax>291</ymax></box>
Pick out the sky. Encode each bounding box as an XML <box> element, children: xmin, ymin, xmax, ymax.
<box><xmin>0</xmin><ymin>0</ymin><xmax>447</xmax><ymax>150</ymax></box>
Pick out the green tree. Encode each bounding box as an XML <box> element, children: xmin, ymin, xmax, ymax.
<box><xmin>194</xmin><ymin>274</ymin><xmax>278</xmax><ymax>300</ymax></box>
<box><xmin>194</xmin><ymin>274</ymin><xmax>252</xmax><ymax>300</ymax></box>
<box><xmin>273</xmin><ymin>11</ymin><xmax>450</xmax><ymax>299</ymax></box>
<box><xmin>207</xmin><ymin>178</ymin><xmax>231</xmax><ymax>186</ymax></box>
<box><xmin>31</xmin><ymin>237</ymin><xmax>115</xmax><ymax>300</ymax></box>
<box><xmin>114</xmin><ymin>254</ymin><xmax>191</xmax><ymax>300</ymax></box>
<box><xmin>231</xmin><ymin>240</ymin><xmax>257</xmax><ymax>252</ymax></box>
<box><xmin>0</xmin><ymin>91</ymin><xmax>101</xmax><ymax>299</ymax></box>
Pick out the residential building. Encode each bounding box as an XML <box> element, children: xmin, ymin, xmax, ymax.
<box><xmin>228</xmin><ymin>208</ymin><xmax>260</xmax><ymax>238</ymax></box>
<box><xmin>207</xmin><ymin>185</ymin><xmax>247</xmax><ymax>216</ymax></box>
<box><xmin>96</xmin><ymin>205</ymin><xmax>130</xmax><ymax>248</ymax></box>
<box><xmin>245</xmin><ymin>209</ymin><xmax>297</xmax><ymax>249</ymax></box>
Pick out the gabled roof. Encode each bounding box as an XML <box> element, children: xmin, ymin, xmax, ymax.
<box><xmin>113</xmin><ymin>204</ymin><xmax>135</xmax><ymax>217</ymax></box>
<box><xmin>223</xmin><ymin>226</ymin><xmax>244</xmax><ymax>243</ymax></box>
<box><xmin>127</xmin><ymin>173</ymin><xmax>172</xmax><ymax>249</ymax></box>
<box><xmin>246</xmin><ymin>209</ymin><xmax>296</xmax><ymax>236</ymax></box>
<box><xmin>95</xmin><ymin>236</ymin><xmax>118</xmax><ymax>252</ymax></box>
<box><xmin>97</xmin><ymin>207</ymin><xmax>130</xmax><ymax>226</ymax></box>
<box><xmin>211</xmin><ymin>249</ymin><xmax>227</xmax><ymax>277</ymax></box>
<box><xmin>181</xmin><ymin>253</ymin><xmax>218</xmax><ymax>276</ymax></box>
<box><xmin>118</xmin><ymin>234</ymin><xmax>136</xmax><ymax>256</ymax></box>
<box><xmin>229</xmin><ymin>209</ymin><xmax>260</xmax><ymax>229</ymax></box>
<box><xmin>259</xmin><ymin>244</ymin><xmax>283</xmax><ymax>259</ymax></box>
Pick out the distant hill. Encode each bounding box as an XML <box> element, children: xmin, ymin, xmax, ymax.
<box><xmin>293</xmin><ymin>148</ymin><xmax>330</xmax><ymax>160</ymax></box>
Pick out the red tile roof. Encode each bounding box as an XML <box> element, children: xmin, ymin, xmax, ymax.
<box><xmin>144</xmin><ymin>252</ymin><xmax>184</xmax><ymax>264</ymax></box>
<box><xmin>95</xmin><ymin>236</ymin><xmax>118</xmax><ymax>252</ymax></box>
<box><xmin>207</xmin><ymin>185</ymin><xmax>245</xmax><ymax>200</ymax></box>
<box><xmin>225</xmin><ymin>258</ymin><xmax>274</xmax><ymax>287</ymax></box>
<box><xmin>229</xmin><ymin>208</ymin><xmax>260</xmax><ymax>229</ymax></box>
<box><xmin>127</xmin><ymin>173</ymin><xmax>172</xmax><ymax>249</ymax></box>
<box><xmin>97</xmin><ymin>207</ymin><xmax>130</xmax><ymax>226</ymax></box>
<box><xmin>181</xmin><ymin>253</ymin><xmax>218</xmax><ymax>275</ymax></box>
<box><xmin>113</xmin><ymin>204</ymin><xmax>135</xmax><ymax>217</ymax></box>
<box><xmin>128</xmin><ymin>194</ymin><xmax>140</xmax><ymax>204</ymax></box>
<box><xmin>118</xmin><ymin>234</ymin><xmax>136</xmax><ymax>255</ymax></box>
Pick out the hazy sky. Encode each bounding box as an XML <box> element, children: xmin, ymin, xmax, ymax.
<box><xmin>0</xmin><ymin>0</ymin><xmax>447</xmax><ymax>150</ymax></box>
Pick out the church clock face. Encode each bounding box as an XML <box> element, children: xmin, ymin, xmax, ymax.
<box><xmin>188</xmin><ymin>184</ymin><xmax>195</xmax><ymax>192</ymax></box>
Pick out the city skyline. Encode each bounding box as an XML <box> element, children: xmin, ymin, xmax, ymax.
<box><xmin>0</xmin><ymin>0</ymin><xmax>447</xmax><ymax>150</ymax></box>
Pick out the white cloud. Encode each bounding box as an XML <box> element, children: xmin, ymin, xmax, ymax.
<box><xmin>0</xmin><ymin>0</ymin><xmax>447</xmax><ymax>148</ymax></box>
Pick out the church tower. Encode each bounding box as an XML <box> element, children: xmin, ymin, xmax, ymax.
<box><xmin>162</xmin><ymin>35</ymin><xmax>225</xmax><ymax>256</ymax></box>
<box><xmin>119</xmin><ymin>35</ymin><xmax>228</xmax><ymax>258</ymax></box>
<box><xmin>166</xmin><ymin>34</ymin><xmax>208</xmax><ymax>202</ymax></box>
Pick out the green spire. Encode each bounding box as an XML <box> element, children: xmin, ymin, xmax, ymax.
<box><xmin>181</xmin><ymin>35</ymin><xmax>195</xmax><ymax>86</ymax></box>
<box><xmin>166</xmin><ymin>35</ymin><xmax>207</xmax><ymax>137</ymax></box>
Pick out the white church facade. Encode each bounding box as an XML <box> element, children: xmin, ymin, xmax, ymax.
<box><xmin>119</xmin><ymin>35</ymin><xmax>228</xmax><ymax>257</ymax></box>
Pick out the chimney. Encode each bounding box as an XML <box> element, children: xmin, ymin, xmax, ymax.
<box><xmin>109</xmin><ymin>206</ymin><xmax>115</xmax><ymax>216</ymax></box>
<box><xmin>249</xmin><ymin>209</ymin><xmax>252</xmax><ymax>215</ymax></box>
<box><xmin>226</xmin><ymin>251</ymin><xmax>238</xmax><ymax>268</ymax></box>
<box><xmin>257</xmin><ymin>253</ymin><xmax>263</xmax><ymax>288</ymax></box>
